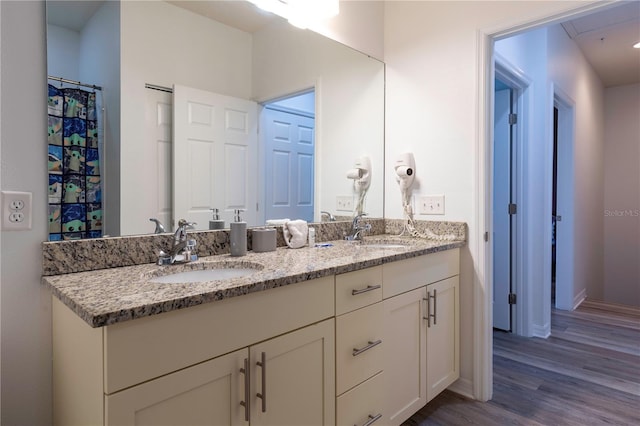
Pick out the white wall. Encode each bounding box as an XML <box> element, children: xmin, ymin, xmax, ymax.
<box><xmin>120</xmin><ymin>0</ymin><xmax>252</xmax><ymax>235</ymax></box>
<box><xmin>384</xmin><ymin>0</ymin><xmax>601</xmax><ymax>397</ymax></box>
<box><xmin>547</xmin><ymin>23</ymin><xmax>605</xmax><ymax>302</ymax></box>
<box><xmin>604</xmin><ymin>83</ymin><xmax>640</xmax><ymax>307</ymax></box>
<box><xmin>311</xmin><ymin>0</ymin><xmax>385</xmax><ymax>61</ymax></box>
<box><xmin>253</xmin><ymin>21</ymin><xmax>385</xmax><ymax>219</ymax></box>
<box><xmin>0</xmin><ymin>1</ymin><xmax>51</xmax><ymax>424</ymax></box>
<box><xmin>46</xmin><ymin>24</ymin><xmax>80</xmax><ymax>80</ymax></box>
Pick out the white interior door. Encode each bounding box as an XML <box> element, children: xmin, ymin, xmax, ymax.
<box><xmin>173</xmin><ymin>85</ymin><xmax>258</xmax><ymax>229</ymax></box>
<box><xmin>493</xmin><ymin>88</ymin><xmax>512</xmax><ymax>331</ymax></box>
<box><xmin>263</xmin><ymin>106</ymin><xmax>315</xmax><ymax>222</ymax></box>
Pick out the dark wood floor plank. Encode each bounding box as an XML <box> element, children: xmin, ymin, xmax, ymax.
<box><xmin>403</xmin><ymin>301</ymin><xmax>640</xmax><ymax>425</ymax></box>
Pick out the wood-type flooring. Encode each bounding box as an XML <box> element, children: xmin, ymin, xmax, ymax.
<box><xmin>403</xmin><ymin>300</ymin><xmax>640</xmax><ymax>425</ymax></box>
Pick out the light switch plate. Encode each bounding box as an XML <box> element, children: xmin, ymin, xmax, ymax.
<box><xmin>1</xmin><ymin>190</ymin><xmax>33</xmax><ymax>231</ymax></box>
<box><xmin>336</xmin><ymin>196</ymin><xmax>353</xmax><ymax>212</ymax></box>
<box><xmin>418</xmin><ymin>195</ymin><xmax>445</xmax><ymax>215</ymax></box>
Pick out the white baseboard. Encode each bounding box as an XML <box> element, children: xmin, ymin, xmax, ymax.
<box><xmin>532</xmin><ymin>322</ymin><xmax>551</xmax><ymax>338</ymax></box>
<box><xmin>573</xmin><ymin>289</ymin><xmax>587</xmax><ymax>310</ymax></box>
<box><xmin>447</xmin><ymin>377</ymin><xmax>474</xmax><ymax>400</ymax></box>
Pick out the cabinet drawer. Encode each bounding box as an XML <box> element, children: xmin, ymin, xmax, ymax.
<box><xmin>382</xmin><ymin>248</ymin><xmax>459</xmax><ymax>299</ymax></box>
<box><xmin>336</xmin><ymin>266</ymin><xmax>383</xmax><ymax>315</ymax></box>
<box><xmin>103</xmin><ymin>276</ymin><xmax>334</xmax><ymax>394</ymax></box>
<box><xmin>336</xmin><ymin>302</ymin><xmax>384</xmax><ymax>395</ymax></box>
<box><xmin>336</xmin><ymin>371</ymin><xmax>385</xmax><ymax>426</ymax></box>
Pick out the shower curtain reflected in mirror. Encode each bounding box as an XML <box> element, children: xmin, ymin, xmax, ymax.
<box><xmin>47</xmin><ymin>83</ymin><xmax>102</xmax><ymax>241</ymax></box>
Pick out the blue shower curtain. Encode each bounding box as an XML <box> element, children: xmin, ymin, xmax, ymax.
<box><xmin>47</xmin><ymin>84</ymin><xmax>102</xmax><ymax>241</ymax></box>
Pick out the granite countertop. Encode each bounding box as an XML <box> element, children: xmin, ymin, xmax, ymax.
<box><xmin>43</xmin><ymin>236</ymin><xmax>464</xmax><ymax>328</ymax></box>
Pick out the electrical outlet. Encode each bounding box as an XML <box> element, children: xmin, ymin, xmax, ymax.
<box><xmin>2</xmin><ymin>191</ymin><xmax>33</xmax><ymax>231</ymax></box>
<box><xmin>336</xmin><ymin>195</ymin><xmax>353</xmax><ymax>212</ymax></box>
<box><xmin>418</xmin><ymin>195</ymin><xmax>445</xmax><ymax>215</ymax></box>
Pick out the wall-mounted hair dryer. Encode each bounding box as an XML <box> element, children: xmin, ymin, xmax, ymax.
<box><xmin>347</xmin><ymin>156</ymin><xmax>371</xmax><ymax>215</ymax></box>
<box><xmin>347</xmin><ymin>156</ymin><xmax>371</xmax><ymax>192</ymax></box>
<box><xmin>394</xmin><ymin>152</ymin><xmax>415</xmax><ymax>191</ymax></box>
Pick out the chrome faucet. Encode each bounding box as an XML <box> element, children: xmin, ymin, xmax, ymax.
<box><xmin>321</xmin><ymin>210</ymin><xmax>336</xmax><ymax>222</ymax></box>
<box><xmin>158</xmin><ymin>219</ymin><xmax>197</xmax><ymax>265</ymax></box>
<box><xmin>345</xmin><ymin>213</ymin><xmax>371</xmax><ymax>241</ymax></box>
<box><xmin>149</xmin><ymin>218</ymin><xmax>166</xmax><ymax>234</ymax></box>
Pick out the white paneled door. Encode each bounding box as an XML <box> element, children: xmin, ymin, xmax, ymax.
<box><xmin>263</xmin><ymin>106</ymin><xmax>314</xmax><ymax>223</ymax></box>
<box><xmin>173</xmin><ymin>85</ymin><xmax>258</xmax><ymax>229</ymax></box>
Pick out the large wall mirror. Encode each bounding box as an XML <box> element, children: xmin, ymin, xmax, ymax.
<box><xmin>46</xmin><ymin>0</ymin><xmax>384</xmax><ymax>238</ymax></box>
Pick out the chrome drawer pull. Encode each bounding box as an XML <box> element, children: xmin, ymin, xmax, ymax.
<box><xmin>355</xmin><ymin>413</ymin><xmax>383</xmax><ymax>426</ymax></box>
<box><xmin>239</xmin><ymin>357</ymin><xmax>250</xmax><ymax>421</ymax></box>
<box><xmin>352</xmin><ymin>284</ymin><xmax>381</xmax><ymax>296</ymax></box>
<box><xmin>423</xmin><ymin>290</ymin><xmax>437</xmax><ymax>327</ymax></box>
<box><xmin>256</xmin><ymin>351</ymin><xmax>267</xmax><ymax>412</ymax></box>
<box><xmin>352</xmin><ymin>339</ymin><xmax>382</xmax><ymax>357</ymax></box>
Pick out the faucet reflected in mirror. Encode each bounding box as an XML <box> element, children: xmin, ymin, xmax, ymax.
<box><xmin>157</xmin><ymin>219</ymin><xmax>197</xmax><ymax>265</ymax></box>
<box><xmin>45</xmin><ymin>0</ymin><xmax>385</xmax><ymax>239</ymax></box>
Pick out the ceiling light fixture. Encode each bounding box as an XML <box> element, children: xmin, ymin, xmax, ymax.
<box><xmin>634</xmin><ymin>42</ymin><xmax>640</xmax><ymax>49</ymax></box>
<box><xmin>248</xmin><ymin>0</ymin><xmax>339</xmax><ymax>30</ymax></box>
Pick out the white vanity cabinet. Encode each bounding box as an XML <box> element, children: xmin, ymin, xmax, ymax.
<box><xmin>104</xmin><ymin>319</ymin><xmax>335</xmax><ymax>426</ymax></box>
<box><xmin>381</xmin><ymin>249</ymin><xmax>460</xmax><ymax>426</ymax></box>
<box><xmin>53</xmin><ymin>276</ymin><xmax>335</xmax><ymax>426</ymax></box>
<box><xmin>52</xmin><ymin>246</ymin><xmax>461</xmax><ymax>426</ymax></box>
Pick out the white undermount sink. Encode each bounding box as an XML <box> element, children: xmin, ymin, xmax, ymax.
<box><xmin>149</xmin><ymin>261</ymin><xmax>263</xmax><ymax>284</ymax></box>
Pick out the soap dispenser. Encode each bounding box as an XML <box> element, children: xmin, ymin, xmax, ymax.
<box><xmin>230</xmin><ymin>209</ymin><xmax>247</xmax><ymax>256</ymax></box>
<box><xmin>209</xmin><ymin>208</ymin><xmax>225</xmax><ymax>230</ymax></box>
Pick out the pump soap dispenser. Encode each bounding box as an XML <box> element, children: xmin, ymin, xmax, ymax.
<box><xmin>209</xmin><ymin>208</ymin><xmax>225</xmax><ymax>230</ymax></box>
<box><xmin>230</xmin><ymin>209</ymin><xmax>247</xmax><ymax>256</ymax></box>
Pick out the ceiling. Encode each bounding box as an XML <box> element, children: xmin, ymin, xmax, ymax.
<box><xmin>561</xmin><ymin>1</ymin><xmax>640</xmax><ymax>87</ymax></box>
<box><xmin>47</xmin><ymin>1</ymin><xmax>640</xmax><ymax>88</ymax></box>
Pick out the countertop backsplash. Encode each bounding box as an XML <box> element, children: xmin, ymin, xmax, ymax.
<box><xmin>42</xmin><ymin>218</ymin><xmax>465</xmax><ymax>276</ymax></box>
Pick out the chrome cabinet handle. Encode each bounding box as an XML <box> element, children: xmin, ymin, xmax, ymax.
<box><xmin>352</xmin><ymin>284</ymin><xmax>381</xmax><ymax>296</ymax></box>
<box><xmin>239</xmin><ymin>357</ymin><xmax>250</xmax><ymax>422</ymax></box>
<box><xmin>352</xmin><ymin>339</ymin><xmax>382</xmax><ymax>357</ymax></box>
<box><xmin>433</xmin><ymin>289</ymin><xmax>437</xmax><ymax>325</ymax></box>
<box><xmin>355</xmin><ymin>413</ymin><xmax>383</xmax><ymax>426</ymax></box>
<box><xmin>423</xmin><ymin>289</ymin><xmax>437</xmax><ymax>327</ymax></box>
<box><xmin>256</xmin><ymin>351</ymin><xmax>267</xmax><ymax>412</ymax></box>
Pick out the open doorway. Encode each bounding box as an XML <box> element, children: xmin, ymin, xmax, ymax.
<box><xmin>260</xmin><ymin>90</ymin><xmax>316</xmax><ymax>224</ymax></box>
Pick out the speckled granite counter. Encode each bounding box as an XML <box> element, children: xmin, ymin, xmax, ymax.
<box><xmin>43</xmin><ymin>236</ymin><xmax>464</xmax><ymax>328</ymax></box>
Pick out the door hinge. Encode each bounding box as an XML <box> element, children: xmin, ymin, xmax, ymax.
<box><xmin>508</xmin><ymin>293</ymin><xmax>517</xmax><ymax>305</ymax></box>
<box><xmin>509</xmin><ymin>113</ymin><xmax>517</xmax><ymax>125</ymax></box>
<box><xmin>508</xmin><ymin>203</ymin><xmax>517</xmax><ymax>215</ymax></box>
<box><xmin>484</xmin><ymin>232</ymin><xmax>489</xmax><ymax>242</ymax></box>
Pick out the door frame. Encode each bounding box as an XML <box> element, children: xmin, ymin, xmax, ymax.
<box><xmin>492</xmin><ymin>56</ymin><xmax>530</xmax><ymax>336</ymax></box>
<box><xmin>474</xmin><ymin>1</ymin><xmax>612</xmax><ymax>402</ymax></box>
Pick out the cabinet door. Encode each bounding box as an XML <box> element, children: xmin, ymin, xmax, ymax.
<box><xmin>250</xmin><ymin>318</ymin><xmax>335</xmax><ymax>426</ymax></box>
<box><xmin>426</xmin><ymin>276</ymin><xmax>460</xmax><ymax>402</ymax></box>
<box><xmin>105</xmin><ymin>348</ymin><xmax>248</xmax><ymax>425</ymax></box>
<box><xmin>382</xmin><ymin>287</ymin><xmax>426</xmax><ymax>426</ymax></box>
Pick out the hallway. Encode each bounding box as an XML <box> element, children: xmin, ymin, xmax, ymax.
<box><xmin>403</xmin><ymin>301</ymin><xmax>640</xmax><ymax>425</ymax></box>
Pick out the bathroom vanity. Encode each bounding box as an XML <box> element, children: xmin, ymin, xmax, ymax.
<box><xmin>45</xmin><ymin>236</ymin><xmax>462</xmax><ymax>426</ymax></box>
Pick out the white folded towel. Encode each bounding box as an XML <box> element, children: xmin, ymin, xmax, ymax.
<box><xmin>283</xmin><ymin>220</ymin><xmax>309</xmax><ymax>249</ymax></box>
<box><xmin>266</xmin><ymin>218</ymin><xmax>290</xmax><ymax>226</ymax></box>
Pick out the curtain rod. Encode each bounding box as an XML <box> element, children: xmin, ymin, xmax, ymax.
<box><xmin>48</xmin><ymin>75</ymin><xmax>102</xmax><ymax>91</ymax></box>
<box><xmin>145</xmin><ymin>83</ymin><xmax>173</xmax><ymax>93</ymax></box>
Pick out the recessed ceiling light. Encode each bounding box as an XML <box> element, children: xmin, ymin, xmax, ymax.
<box><xmin>634</xmin><ymin>42</ymin><xmax>640</xmax><ymax>49</ymax></box>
